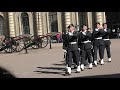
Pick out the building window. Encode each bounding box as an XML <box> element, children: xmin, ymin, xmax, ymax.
<box><xmin>49</xmin><ymin>12</ymin><xmax>58</xmax><ymax>32</ymax></box>
<box><xmin>78</xmin><ymin>12</ymin><xmax>88</xmax><ymax>29</ymax></box>
<box><xmin>0</xmin><ymin>15</ymin><xmax>4</xmax><ymax>36</ymax></box>
<box><xmin>21</xmin><ymin>12</ymin><xmax>30</xmax><ymax>34</ymax></box>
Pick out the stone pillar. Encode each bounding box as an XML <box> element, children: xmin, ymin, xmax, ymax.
<box><xmin>64</xmin><ymin>12</ymin><xmax>71</xmax><ymax>31</ymax></box>
<box><xmin>33</xmin><ymin>12</ymin><xmax>37</xmax><ymax>36</ymax></box>
<box><xmin>103</xmin><ymin>12</ymin><xmax>106</xmax><ymax>23</ymax></box>
<box><xmin>46</xmin><ymin>12</ymin><xmax>50</xmax><ymax>33</ymax></box>
<box><xmin>76</xmin><ymin>12</ymin><xmax>79</xmax><ymax>25</ymax></box>
<box><xmin>71</xmin><ymin>12</ymin><xmax>76</xmax><ymax>25</ymax></box>
<box><xmin>87</xmin><ymin>12</ymin><xmax>93</xmax><ymax>30</ymax></box>
<box><xmin>41</xmin><ymin>12</ymin><xmax>48</xmax><ymax>35</ymax></box>
<box><xmin>36</xmin><ymin>12</ymin><xmax>43</xmax><ymax>35</ymax></box>
<box><xmin>96</xmin><ymin>12</ymin><xmax>105</xmax><ymax>25</ymax></box>
<box><xmin>8</xmin><ymin>12</ymin><xmax>15</xmax><ymax>37</ymax></box>
<box><xmin>57</xmin><ymin>12</ymin><xmax>62</xmax><ymax>33</ymax></box>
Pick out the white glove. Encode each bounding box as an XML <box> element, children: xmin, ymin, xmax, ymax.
<box><xmin>82</xmin><ymin>32</ymin><xmax>86</xmax><ymax>35</ymax></box>
<box><xmin>63</xmin><ymin>50</ymin><xmax>67</xmax><ymax>53</ymax></box>
<box><xmin>104</xmin><ymin>29</ymin><xmax>107</xmax><ymax>32</ymax></box>
<box><xmin>91</xmin><ymin>45</ymin><xmax>93</xmax><ymax>49</ymax></box>
<box><xmin>95</xmin><ymin>28</ymin><xmax>98</xmax><ymax>31</ymax></box>
<box><xmin>69</xmin><ymin>32</ymin><xmax>73</xmax><ymax>36</ymax></box>
<box><xmin>78</xmin><ymin>48</ymin><xmax>80</xmax><ymax>51</ymax></box>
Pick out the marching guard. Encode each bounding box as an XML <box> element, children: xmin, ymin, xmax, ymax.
<box><xmin>78</xmin><ymin>25</ymin><xmax>93</xmax><ymax>71</ymax></box>
<box><xmin>65</xmin><ymin>24</ymin><xmax>80</xmax><ymax>75</ymax></box>
<box><xmin>102</xmin><ymin>23</ymin><xmax>112</xmax><ymax>62</ymax></box>
<box><xmin>92</xmin><ymin>22</ymin><xmax>105</xmax><ymax>66</ymax></box>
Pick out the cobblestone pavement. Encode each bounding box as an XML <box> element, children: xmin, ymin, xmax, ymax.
<box><xmin>0</xmin><ymin>39</ymin><xmax>120</xmax><ymax>78</ymax></box>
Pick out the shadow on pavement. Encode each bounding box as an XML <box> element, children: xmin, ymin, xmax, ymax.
<box><xmin>36</xmin><ymin>67</ymin><xmax>65</xmax><ymax>71</ymax></box>
<box><xmin>73</xmin><ymin>73</ymin><xmax>120</xmax><ymax>78</ymax></box>
<box><xmin>34</xmin><ymin>66</ymin><xmax>66</xmax><ymax>76</ymax></box>
<box><xmin>0</xmin><ymin>66</ymin><xmax>16</xmax><ymax>78</ymax></box>
<box><xmin>34</xmin><ymin>70</ymin><xmax>64</xmax><ymax>75</ymax></box>
<box><xmin>52</xmin><ymin>63</ymin><xmax>65</xmax><ymax>66</ymax></box>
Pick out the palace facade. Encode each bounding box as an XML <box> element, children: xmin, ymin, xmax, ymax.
<box><xmin>0</xmin><ymin>12</ymin><xmax>108</xmax><ymax>37</ymax></box>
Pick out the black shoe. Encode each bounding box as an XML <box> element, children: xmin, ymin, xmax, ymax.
<box><xmin>81</xmin><ymin>68</ymin><xmax>84</xmax><ymax>71</ymax></box>
<box><xmin>76</xmin><ymin>71</ymin><xmax>80</xmax><ymax>73</ymax></box>
<box><xmin>73</xmin><ymin>66</ymin><xmax>77</xmax><ymax>69</ymax></box>
<box><xmin>108</xmin><ymin>61</ymin><xmax>111</xmax><ymax>63</ymax></box>
<box><xmin>93</xmin><ymin>63</ymin><xmax>97</xmax><ymax>67</ymax></box>
<box><xmin>65</xmin><ymin>72</ymin><xmax>71</xmax><ymax>76</ymax></box>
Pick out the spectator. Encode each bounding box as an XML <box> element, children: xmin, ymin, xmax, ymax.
<box><xmin>56</xmin><ymin>32</ymin><xmax>62</xmax><ymax>43</ymax></box>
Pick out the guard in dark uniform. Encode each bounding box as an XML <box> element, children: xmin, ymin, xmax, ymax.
<box><xmin>84</xmin><ymin>28</ymin><xmax>94</xmax><ymax>66</ymax></box>
<box><xmin>62</xmin><ymin>32</ymin><xmax>67</xmax><ymax>62</ymax></box>
<box><xmin>102</xmin><ymin>23</ymin><xmax>111</xmax><ymax>62</ymax></box>
<box><xmin>78</xmin><ymin>25</ymin><xmax>93</xmax><ymax>71</ymax></box>
<box><xmin>62</xmin><ymin>31</ymin><xmax>78</xmax><ymax>70</ymax></box>
<box><xmin>88</xmin><ymin>28</ymin><xmax>94</xmax><ymax>61</ymax></box>
<box><xmin>92</xmin><ymin>22</ymin><xmax>105</xmax><ymax>66</ymax></box>
<box><xmin>65</xmin><ymin>24</ymin><xmax>80</xmax><ymax>75</ymax></box>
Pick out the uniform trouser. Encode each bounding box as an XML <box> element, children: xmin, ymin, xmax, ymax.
<box><xmin>85</xmin><ymin>48</ymin><xmax>94</xmax><ymax>64</ymax></box>
<box><xmin>73</xmin><ymin>49</ymin><xmax>81</xmax><ymax>64</ymax></box>
<box><xmin>93</xmin><ymin>45</ymin><xmax>104</xmax><ymax>61</ymax></box>
<box><xmin>85</xmin><ymin>49</ymin><xmax>93</xmax><ymax>58</ymax></box>
<box><xmin>73</xmin><ymin>55</ymin><xmax>76</xmax><ymax>64</ymax></box>
<box><xmin>104</xmin><ymin>42</ymin><xmax>111</xmax><ymax>58</ymax></box>
<box><xmin>91</xmin><ymin>48</ymin><xmax>94</xmax><ymax>61</ymax></box>
<box><xmin>67</xmin><ymin>50</ymin><xmax>80</xmax><ymax>67</ymax></box>
<box><xmin>65</xmin><ymin>52</ymin><xmax>68</xmax><ymax>64</ymax></box>
<box><xmin>65</xmin><ymin>52</ymin><xmax>76</xmax><ymax>65</ymax></box>
<box><xmin>81</xmin><ymin>48</ymin><xmax>92</xmax><ymax>64</ymax></box>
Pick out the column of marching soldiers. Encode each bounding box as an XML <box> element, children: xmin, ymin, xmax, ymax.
<box><xmin>62</xmin><ymin>22</ymin><xmax>111</xmax><ymax>75</ymax></box>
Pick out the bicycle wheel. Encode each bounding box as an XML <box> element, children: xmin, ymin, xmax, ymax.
<box><xmin>41</xmin><ymin>36</ymin><xmax>48</xmax><ymax>48</ymax></box>
<box><xmin>15</xmin><ymin>39</ymin><xmax>25</xmax><ymax>52</ymax></box>
<box><xmin>31</xmin><ymin>35</ymin><xmax>41</xmax><ymax>49</ymax></box>
<box><xmin>3</xmin><ymin>37</ymin><xmax>16</xmax><ymax>53</ymax></box>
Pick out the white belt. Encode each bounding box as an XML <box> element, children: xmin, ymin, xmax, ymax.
<box><xmin>103</xmin><ymin>39</ymin><xmax>110</xmax><ymax>41</ymax></box>
<box><xmin>95</xmin><ymin>37</ymin><xmax>102</xmax><ymax>39</ymax></box>
<box><xmin>81</xmin><ymin>40</ymin><xmax>91</xmax><ymax>43</ymax></box>
<box><xmin>70</xmin><ymin>42</ymin><xmax>77</xmax><ymax>44</ymax></box>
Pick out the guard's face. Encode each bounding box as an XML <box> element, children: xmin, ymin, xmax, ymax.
<box><xmin>83</xmin><ymin>26</ymin><xmax>87</xmax><ymax>31</ymax></box>
<box><xmin>97</xmin><ymin>24</ymin><xmax>100</xmax><ymax>28</ymax></box>
<box><xmin>69</xmin><ymin>26</ymin><xmax>75</xmax><ymax>32</ymax></box>
<box><xmin>104</xmin><ymin>24</ymin><xmax>107</xmax><ymax>28</ymax></box>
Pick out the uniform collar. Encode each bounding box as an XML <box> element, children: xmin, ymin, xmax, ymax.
<box><xmin>95</xmin><ymin>28</ymin><xmax>99</xmax><ymax>31</ymax></box>
<box><xmin>82</xmin><ymin>30</ymin><xmax>87</xmax><ymax>32</ymax></box>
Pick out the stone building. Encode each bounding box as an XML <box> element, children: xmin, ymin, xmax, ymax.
<box><xmin>0</xmin><ymin>12</ymin><xmax>119</xmax><ymax>37</ymax></box>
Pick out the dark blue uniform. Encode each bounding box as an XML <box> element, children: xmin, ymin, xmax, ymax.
<box><xmin>66</xmin><ymin>31</ymin><xmax>80</xmax><ymax>68</ymax></box>
<box><xmin>102</xmin><ymin>28</ymin><xmax>111</xmax><ymax>59</ymax></box>
<box><xmin>78</xmin><ymin>30</ymin><xmax>92</xmax><ymax>69</ymax></box>
<box><xmin>92</xmin><ymin>28</ymin><xmax>105</xmax><ymax>64</ymax></box>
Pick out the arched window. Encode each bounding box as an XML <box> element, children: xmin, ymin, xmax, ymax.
<box><xmin>49</xmin><ymin>12</ymin><xmax>58</xmax><ymax>32</ymax></box>
<box><xmin>0</xmin><ymin>15</ymin><xmax>4</xmax><ymax>35</ymax></box>
<box><xmin>21</xmin><ymin>12</ymin><xmax>30</xmax><ymax>34</ymax></box>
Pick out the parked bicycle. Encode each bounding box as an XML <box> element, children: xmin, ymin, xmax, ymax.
<box><xmin>0</xmin><ymin>34</ymin><xmax>50</xmax><ymax>53</ymax></box>
<box><xmin>15</xmin><ymin>34</ymin><xmax>49</xmax><ymax>52</ymax></box>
